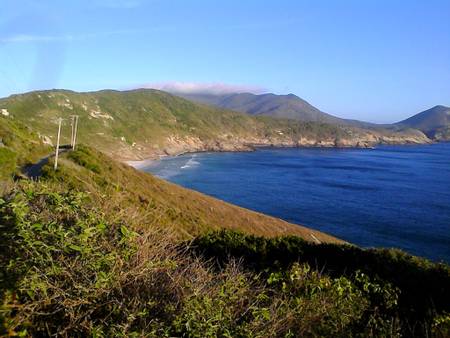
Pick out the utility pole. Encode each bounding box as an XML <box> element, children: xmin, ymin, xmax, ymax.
<box><xmin>54</xmin><ymin>118</ymin><xmax>62</xmax><ymax>170</ymax></box>
<box><xmin>72</xmin><ymin>115</ymin><xmax>79</xmax><ymax>150</ymax></box>
<box><xmin>70</xmin><ymin>115</ymin><xmax>75</xmax><ymax>148</ymax></box>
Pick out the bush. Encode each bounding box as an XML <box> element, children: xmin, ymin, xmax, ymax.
<box><xmin>191</xmin><ymin>229</ymin><xmax>450</xmax><ymax>336</ymax></box>
<box><xmin>67</xmin><ymin>146</ymin><xmax>102</xmax><ymax>174</ymax></box>
<box><xmin>0</xmin><ymin>184</ymin><xmax>411</xmax><ymax>337</ymax></box>
<box><xmin>0</xmin><ymin>183</ymin><xmax>186</xmax><ymax>336</ymax></box>
<box><xmin>0</xmin><ymin>148</ymin><xmax>17</xmax><ymax>180</ymax></box>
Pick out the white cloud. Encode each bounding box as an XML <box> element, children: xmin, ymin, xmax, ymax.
<box><xmin>93</xmin><ymin>0</ymin><xmax>144</xmax><ymax>9</ymax></box>
<box><xmin>0</xmin><ymin>34</ymin><xmax>78</xmax><ymax>43</ymax></box>
<box><xmin>141</xmin><ymin>82</ymin><xmax>267</xmax><ymax>95</ymax></box>
<box><xmin>0</xmin><ymin>29</ymin><xmax>151</xmax><ymax>44</ymax></box>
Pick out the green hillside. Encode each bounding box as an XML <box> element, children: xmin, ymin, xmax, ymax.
<box><xmin>0</xmin><ymin>116</ymin><xmax>49</xmax><ymax>181</ymax></box>
<box><xmin>0</xmin><ymin>89</ymin><xmax>336</xmax><ymax>160</ymax></box>
<box><xmin>177</xmin><ymin>91</ymin><xmax>371</xmax><ymax>126</ymax></box>
<box><xmin>0</xmin><ymin>89</ymin><xmax>430</xmax><ymax>162</ymax></box>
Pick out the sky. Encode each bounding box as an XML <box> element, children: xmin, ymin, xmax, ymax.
<box><xmin>0</xmin><ymin>0</ymin><xmax>449</xmax><ymax>123</ymax></box>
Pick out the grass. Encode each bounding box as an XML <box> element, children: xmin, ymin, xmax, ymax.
<box><xmin>0</xmin><ymin>116</ymin><xmax>49</xmax><ymax>181</ymax></box>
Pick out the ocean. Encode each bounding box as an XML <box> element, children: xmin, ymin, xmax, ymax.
<box><xmin>142</xmin><ymin>143</ymin><xmax>450</xmax><ymax>263</ymax></box>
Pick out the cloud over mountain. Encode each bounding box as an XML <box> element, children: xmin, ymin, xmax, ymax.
<box><xmin>141</xmin><ymin>82</ymin><xmax>267</xmax><ymax>95</ymax></box>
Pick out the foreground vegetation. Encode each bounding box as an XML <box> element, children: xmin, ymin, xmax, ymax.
<box><xmin>1</xmin><ymin>183</ymin><xmax>449</xmax><ymax>337</ymax></box>
<box><xmin>192</xmin><ymin>230</ymin><xmax>450</xmax><ymax>336</ymax></box>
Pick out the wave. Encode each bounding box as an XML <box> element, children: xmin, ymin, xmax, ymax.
<box><xmin>181</xmin><ymin>155</ymin><xmax>200</xmax><ymax>169</ymax></box>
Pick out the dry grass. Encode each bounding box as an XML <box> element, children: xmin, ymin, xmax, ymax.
<box><xmin>42</xmin><ymin>145</ymin><xmax>343</xmax><ymax>243</ymax></box>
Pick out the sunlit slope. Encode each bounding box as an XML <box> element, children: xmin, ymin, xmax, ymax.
<box><xmin>42</xmin><ymin>145</ymin><xmax>342</xmax><ymax>243</ymax></box>
<box><xmin>0</xmin><ymin>116</ymin><xmax>49</xmax><ymax>181</ymax></box>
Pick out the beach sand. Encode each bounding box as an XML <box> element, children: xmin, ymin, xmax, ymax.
<box><xmin>125</xmin><ymin>158</ymin><xmax>156</xmax><ymax>169</ymax></box>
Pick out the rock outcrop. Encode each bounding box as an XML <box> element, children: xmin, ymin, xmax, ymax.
<box><xmin>116</xmin><ymin>127</ymin><xmax>431</xmax><ymax>161</ymax></box>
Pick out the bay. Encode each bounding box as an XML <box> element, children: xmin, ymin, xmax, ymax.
<box><xmin>142</xmin><ymin>143</ymin><xmax>450</xmax><ymax>263</ymax></box>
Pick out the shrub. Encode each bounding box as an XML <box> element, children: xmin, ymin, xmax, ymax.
<box><xmin>67</xmin><ymin>146</ymin><xmax>102</xmax><ymax>174</ymax></box>
<box><xmin>191</xmin><ymin>229</ymin><xmax>450</xmax><ymax>336</ymax></box>
<box><xmin>0</xmin><ymin>148</ymin><xmax>17</xmax><ymax>180</ymax></box>
<box><xmin>0</xmin><ymin>184</ymin><xmax>410</xmax><ymax>337</ymax></box>
<box><xmin>0</xmin><ymin>183</ymin><xmax>186</xmax><ymax>336</ymax></box>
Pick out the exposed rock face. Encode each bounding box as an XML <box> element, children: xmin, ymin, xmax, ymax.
<box><xmin>433</xmin><ymin>127</ymin><xmax>450</xmax><ymax>141</ymax></box>
<box><xmin>116</xmin><ymin>127</ymin><xmax>431</xmax><ymax>161</ymax></box>
<box><xmin>40</xmin><ymin>135</ymin><xmax>53</xmax><ymax>146</ymax></box>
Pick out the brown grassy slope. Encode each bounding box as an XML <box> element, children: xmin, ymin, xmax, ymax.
<box><xmin>41</xmin><ymin>145</ymin><xmax>342</xmax><ymax>243</ymax></box>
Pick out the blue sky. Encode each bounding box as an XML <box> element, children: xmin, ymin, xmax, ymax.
<box><xmin>0</xmin><ymin>0</ymin><xmax>449</xmax><ymax>122</ymax></box>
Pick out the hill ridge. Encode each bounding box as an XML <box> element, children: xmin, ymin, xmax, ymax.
<box><xmin>0</xmin><ymin>89</ymin><xmax>431</xmax><ymax>162</ymax></box>
<box><xmin>396</xmin><ymin>104</ymin><xmax>450</xmax><ymax>140</ymax></box>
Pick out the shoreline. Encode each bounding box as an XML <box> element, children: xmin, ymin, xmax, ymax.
<box><xmin>125</xmin><ymin>158</ymin><xmax>157</xmax><ymax>169</ymax></box>
<box><xmin>124</xmin><ymin>140</ymin><xmax>440</xmax><ymax>169</ymax></box>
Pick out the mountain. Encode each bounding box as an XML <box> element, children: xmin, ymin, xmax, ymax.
<box><xmin>177</xmin><ymin>91</ymin><xmax>450</xmax><ymax>141</ymax></box>
<box><xmin>0</xmin><ymin>89</ymin><xmax>429</xmax><ymax>164</ymax></box>
<box><xmin>395</xmin><ymin>105</ymin><xmax>450</xmax><ymax>140</ymax></box>
<box><xmin>177</xmin><ymin>92</ymin><xmax>375</xmax><ymax>127</ymax></box>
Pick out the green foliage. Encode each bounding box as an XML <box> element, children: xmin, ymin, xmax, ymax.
<box><xmin>432</xmin><ymin>313</ymin><xmax>450</xmax><ymax>337</ymax></box>
<box><xmin>68</xmin><ymin>146</ymin><xmax>102</xmax><ymax>173</ymax></box>
<box><xmin>266</xmin><ymin>263</ymin><xmax>400</xmax><ymax>337</ymax></box>
<box><xmin>0</xmin><ymin>183</ymin><xmax>417</xmax><ymax>337</ymax></box>
<box><xmin>170</xmin><ymin>261</ymin><xmax>400</xmax><ymax>338</ymax></box>
<box><xmin>191</xmin><ymin>229</ymin><xmax>450</xmax><ymax>336</ymax></box>
<box><xmin>172</xmin><ymin>270</ymin><xmax>258</xmax><ymax>338</ymax></box>
<box><xmin>0</xmin><ymin>116</ymin><xmax>50</xmax><ymax>180</ymax></box>
<box><xmin>0</xmin><ymin>183</ymin><xmax>146</xmax><ymax>335</ymax></box>
<box><xmin>0</xmin><ymin>148</ymin><xmax>17</xmax><ymax>180</ymax></box>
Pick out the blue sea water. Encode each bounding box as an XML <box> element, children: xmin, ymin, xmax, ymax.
<box><xmin>142</xmin><ymin>143</ymin><xmax>450</xmax><ymax>263</ymax></box>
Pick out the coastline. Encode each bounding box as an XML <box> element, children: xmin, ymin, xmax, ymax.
<box><xmin>124</xmin><ymin>140</ymin><xmax>439</xmax><ymax>169</ymax></box>
<box><xmin>132</xmin><ymin>142</ymin><xmax>450</xmax><ymax>263</ymax></box>
<box><xmin>114</xmin><ymin>122</ymin><xmax>433</xmax><ymax>166</ymax></box>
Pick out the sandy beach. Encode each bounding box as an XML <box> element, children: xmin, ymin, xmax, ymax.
<box><xmin>125</xmin><ymin>158</ymin><xmax>157</xmax><ymax>169</ymax></box>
